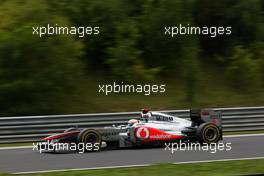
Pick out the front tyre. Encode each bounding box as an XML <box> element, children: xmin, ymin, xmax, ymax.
<box><xmin>77</xmin><ymin>129</ymin><xmax>102</xmax><ymax>152</ymax></box>
<box><xmin>196</xmin><ymin>123</ymin><xmax>221</xmax><ymax>144</ymax></box>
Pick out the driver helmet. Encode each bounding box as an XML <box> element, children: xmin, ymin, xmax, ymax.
<box><xmin>140</xmin><ymin>108</ymin><xmax>151</xmax><ymax>122</ymax></box>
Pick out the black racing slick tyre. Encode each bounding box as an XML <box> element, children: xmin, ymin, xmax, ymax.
<box><xmin>77</xmin><ymin>129</ymin><xmax>102</xmax><ymax>152</ymax></box>
<box><xmin>196</xmin><ymin>123</ymin><xmax>221</xmax><ymax>144</ymax></box>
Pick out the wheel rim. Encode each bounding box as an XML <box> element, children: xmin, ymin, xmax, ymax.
<box><xmin>204</xmin><ymin>127</ymin><xmax>218</xmax><ymax>142</ymax></box>
<box><xmin>84</xmin><ymin>133</ymin><xmax>98</xmax><ymax>144</ymax></box>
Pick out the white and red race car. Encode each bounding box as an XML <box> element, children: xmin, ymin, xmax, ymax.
<box><xmin>38</xmin><ymin>109</ymin><xmax>222</xmax><ymax>152</ymax></box>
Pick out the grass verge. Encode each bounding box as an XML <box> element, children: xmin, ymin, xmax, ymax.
<box><xmin>0</xmin><ymin>143</ymin><xmax>32</xmax><ymax>148</ymax></box>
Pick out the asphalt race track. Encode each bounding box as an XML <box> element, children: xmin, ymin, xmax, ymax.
<box><xmin>0</xmin><ymin>134</ymin><xmax>264</xmax><ymax>173</ymax></box>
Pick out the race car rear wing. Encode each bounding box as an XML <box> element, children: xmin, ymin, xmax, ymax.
<box><xmin>190</xmin><ymin>109</ymin><xmax>222</xmax><ymax>128</ymax></box>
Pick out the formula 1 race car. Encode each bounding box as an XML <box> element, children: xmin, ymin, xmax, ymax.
<box><xmin>38</xmin><ymin>109</ymin><xmax>222</xmax><ymax>152</ymax></box>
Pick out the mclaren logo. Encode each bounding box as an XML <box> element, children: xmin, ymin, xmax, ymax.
<box><xmin>136</xmin><ymin>127</ymin><xmax>149</xmax><ymax>139</ymax></box>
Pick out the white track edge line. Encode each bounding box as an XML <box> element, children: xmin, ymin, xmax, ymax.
<box><xmin>224</xmin><ymin>133</ymin><xmax>264</xmax><ymax>138</ymax></box>
<box><xmin>173</xmin><ymin>156</ymin><xmax>264</xmax><ymax>165</ymax></box>
<box><xmin>13</xmin><ymin>164</ymin><xmax>151</xmax><ymax>174</ymax></box>
<box><xmin>13</xmin><ymin>156</ymin><xmax>264</xmax><ymax>174</ymax></box>
<box><xmin>0</xmin><ymin>146</ymin><xmax>32</xmax><ymax>150</ymax></box>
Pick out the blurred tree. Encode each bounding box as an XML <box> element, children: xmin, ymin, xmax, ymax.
<box><xmin>106</xmin><ymin>19</ymin><xmax>160</xmax><ymax>81</ymax></box>
<box><xmin>182</xmin><ymin>45</ymin><xmax>200</xmax><ymax>102</ymax></box>
<box><xmin>139</xmin><ymin>0</ymin><xmax>199</xmax><ymax>75</ymax></box>
<box><xmin>48</xmin><ymin>0</ymin><xmax>159</xmax><ymax>81</ymax></box>
<box><xmin>252</xmin><ymin>42</ymin><xmax>264</xmax><ymax>87</ymax></box>
<box><xmin>0</xmin><ymin>0</ymin><xmax>84</xmax><ymax>115</ymax></box>
<box><xmin>0</xmin><ymin>0</ymin><xmax>262</xmax><ymax>115</ymax></box>
<box><xmin>194</xmin><ymin>0</ymin><xmax>263</xmax><ymax>59</ymax></box>
<box><xmin>226</xmin><ymin>46</ymin><xmax>260</xmax><ymax>92</ymax></box>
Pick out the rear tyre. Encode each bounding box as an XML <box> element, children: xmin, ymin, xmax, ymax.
<box><xmin>196</xmin><ymin>123</ymin><xmax>221</xmax><ymax>144</ymax></box>
<box><xmin>77</xmin><ymin>129</ymin><xmax>102</xmax><ymax>152</ymax></box>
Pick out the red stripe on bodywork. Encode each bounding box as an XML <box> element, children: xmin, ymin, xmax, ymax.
<box><xmin>43</xmin><ymin>131</ymin><xmax>80</xmax><ymax>140</ymax></box>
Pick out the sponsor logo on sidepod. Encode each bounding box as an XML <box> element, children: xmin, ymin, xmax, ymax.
<box><xmin>136</xmin><ymin>127</ymin><xmax>150</xmax><ymax>140</ymax></box>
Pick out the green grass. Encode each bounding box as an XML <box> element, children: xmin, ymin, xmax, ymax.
<box><xmin>61</xmin><ymin>76</ymin><xmax>264</xmax><ymax>114</ymax></box>
<box><xmin>0</xmin><ymin>142</ymin><xmax>32</xmax><ymax>148</ymax></box>
<box><xmin>2</xmin><ymin>159</ymin><xmax>263</xmax><ymax>176</ymax></box>
<box><xmin>1</xmin><ymin>58</ymin><xmax>263</xmax><ymax>116</ymax></box>
<box><xmin>58</xmin><ymin>59</ymin><xmax>264</xmax><ymax>114</ymax></box>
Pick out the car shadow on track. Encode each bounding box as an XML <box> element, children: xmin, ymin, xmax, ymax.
<box><xmin>42</xmin><ymin>144</ymin><xmax>166</xmax><ymax>155</ymax></box>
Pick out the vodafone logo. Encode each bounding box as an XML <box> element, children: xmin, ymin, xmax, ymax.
<box><xmin>136</xmin><ymin>127</ymin><xmax>150</xmax><ymax>140</ymax></box>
